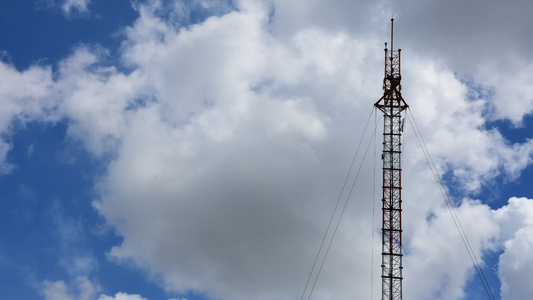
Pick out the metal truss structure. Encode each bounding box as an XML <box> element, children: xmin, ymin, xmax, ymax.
<box><xmin>374</xmin><ymin>19</ymin><xmax>408</xmax><ymax>300</ymax></box>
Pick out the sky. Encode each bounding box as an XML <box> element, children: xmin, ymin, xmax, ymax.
<box><xmin>0</xmin><ymin>0</ymin><xmax>533</xmax><ymax>300</ymax></box>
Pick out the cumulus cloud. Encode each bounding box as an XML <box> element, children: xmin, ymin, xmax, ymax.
<box><xmin>55</xmin><ymin>46</ymin><xmax>147</xmax><ymax>156</ymax></box>
<box><xmin>404</xmin><ymin>199</ymin><xmax>498</xmax><ymax>300</ymax></box>
<box><xmin>0</xmin><ymin>61</ymin><xmax>56</xmax><ymax>173</ymax></box>
<box><xmin>403</xmin><ymin>59</ymin><xmax>533</xmax><ymax>192</ymax></box>
<box><xmin>494</xmin><ymin>197</ymin><xmax>533</xmax><ymax>300</ymax></box>
<box><xmin>42</xmin><ymin>276</ymin><xmax>99</xmax><ymax>300</ymax></box>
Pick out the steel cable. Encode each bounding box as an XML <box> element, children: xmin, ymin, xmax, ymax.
<box><xmin>406</xmin><ymin>108</ymin><xmax>497</xmax><ymax>300</ymax></box>
<box><xmin>300</xmin><ymin>107</ymin><xmax>381</xmax><ymax>300</ymax></box>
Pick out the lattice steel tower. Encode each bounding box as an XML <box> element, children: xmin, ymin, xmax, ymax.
<box><xmin>374</xmin><ymin>19</ymin><xmax>408</xmax><ymax>300</ymax></box>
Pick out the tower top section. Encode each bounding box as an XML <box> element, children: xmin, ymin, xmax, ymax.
<box><xmin>375</xmin><ymin>18</ymin><xmax>408</xmax><ymax>112</ymax></box>
<box><xmin>385</xmin><ymin>18</ymin><xmax>398</xmax><ymax>53</ymax></box>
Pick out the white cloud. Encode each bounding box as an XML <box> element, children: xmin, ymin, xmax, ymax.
<box><xmin>42</xmin><ymin>280</ymin><xmax>72</xmax><ymax>300</ymax></box>
<box><xmin>494</xmin><ymin>197</ymin><xmax>533</xmax><ymax>300</ymax></box>
<box><xmin>403</xmin><ymin>59</ymin><xmax>533</xmax><ymax>192</ymax></box>
<box><xmin>405</xmin><ymin>199</ymin><xmax>498</xmax><ymax>300</ymax></box>
<box><xmin>0</xmin><ymin>61</ymin><xmax>56</xmax><ymax>174</ymax></box>
<box><xmin>42</xmin><ymin>276</ymin><xmax>99</xmax><ymax>300</ymax></box>
<box><xmin>98</xmin><ymin>293</ymin><xmax>147</xmax><ymax>300</ymax></box>
<box><xmin>62</xmin><ymin>0</ymin><xmax>91</xmax><ymax>15</ymax></box>
<box><xmin>55</xmin><ymin>46</ymin><xmax>147</xmax><ymax>156</ymax></box>
<box><xmin>41</xmin><ymin>276</ymin><xmax>150</xmax><ymax>300</ymax></box>
<box><xmin>94</xmin><ymin>3</ymin><xmax>380</xmax><ymax>300</ymax></box>
<box><xmin>477</xmin><ymin>59</ymin><xmax>533</xmax><ymax>122</ymax></box>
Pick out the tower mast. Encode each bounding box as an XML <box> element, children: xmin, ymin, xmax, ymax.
<box><xmin>374</xmin><ymin>18</ymin><xmax>408</xmax><ymax>300</ymax></box>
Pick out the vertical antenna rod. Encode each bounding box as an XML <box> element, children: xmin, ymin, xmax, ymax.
<box><xmin>390</xmin><ymin>18</ymin><xmax>394</xmax><ymax>58</ymax></box>
<box><xmin>374</xmin><ymin>18</ymin><xmax>408</xmax><ymax>300</ymax></box>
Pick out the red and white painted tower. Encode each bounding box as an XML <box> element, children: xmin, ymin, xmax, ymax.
<box><xmin>374</xmin><ymin>19</ymin><xmax>408</xmax><ymax>300</ymax></box>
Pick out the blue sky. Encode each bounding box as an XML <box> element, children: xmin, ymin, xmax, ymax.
<box><xmin>1</xmin><ymin>1</ymin><xmax>533</xmax><ymax>300</ymax></box>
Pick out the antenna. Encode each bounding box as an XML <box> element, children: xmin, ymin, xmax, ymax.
<box><xmin>391</xmin><ymin>18</ymin><xmax>394</xmax><ymax>53</ymax></box>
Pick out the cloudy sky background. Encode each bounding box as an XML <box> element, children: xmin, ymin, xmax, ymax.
<box><xmin>1</xmin><ymin>0</ymin><xmax>533</xmax><ymax>299</ymax></box>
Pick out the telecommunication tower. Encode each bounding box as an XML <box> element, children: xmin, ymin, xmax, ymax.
<box><xmin>374</xmin><ymin>19</ymin><xmax>408</xmax><ymax>300</ymax></box>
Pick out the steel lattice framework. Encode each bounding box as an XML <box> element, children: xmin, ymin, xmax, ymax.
<box><xmin>374</xmin><ymin>19</ymin><xmax>408</xmax><ymax>300</ymax></box>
